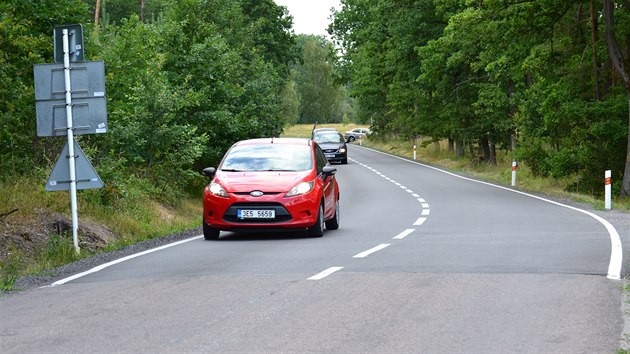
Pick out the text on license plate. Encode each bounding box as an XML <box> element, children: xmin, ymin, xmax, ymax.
<box><xmin>325</xmin><ymin>154</ymin><xmax>334</xmax><ymax>158</ymax></box>
<box><xmin>237</xmin><ymin>209</ymin><xmax>275</xmax><ymax>219</ymax></box>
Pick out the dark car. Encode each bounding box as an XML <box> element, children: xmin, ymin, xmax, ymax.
<box><xmin>311</xmin><ymin>127</ymin><xmax>338</xmax><ymax>139</ymax></box>
<box><xmin>201</xmin><ymin>138</ymin><xmax>340</xmax><ymax>240</ymax></box>
<box><xmin>313</xmin><ymin>131</ymin><xmax>348</xmax><ymax>165</ymax></box>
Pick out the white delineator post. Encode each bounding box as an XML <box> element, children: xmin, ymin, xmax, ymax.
<box><xmin>605</xmin><ymin>170</ymin><xmax>612</xmax><ymax>210</ymax></box>
<box><xmin>511</xmin><ymin>161</ymin><xmax>517</xmax><ymax>187</ymax></box>
<box><xmin>413</xmin><ymin>145</ymin><xmax>417</xmax><ymax>160</ymax></box>
<box><xmin>63</xmin><ymin>29</ymin><xmax>80</xmax><ymax>253</ymax></box>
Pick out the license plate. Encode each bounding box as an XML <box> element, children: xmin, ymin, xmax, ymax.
<box><xmin>325</xmin><ymin>154</ymin><xmax>335</xmax><ymax>158</ymax></box>
<box><xmin>237</xmin><ymin>209</ymin><xmax>275</xmax><ymax>219</ymax></box>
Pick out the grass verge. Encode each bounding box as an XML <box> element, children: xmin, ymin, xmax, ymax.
<box><xmin>0</xmin><ymin>174</ymin><xmax>203</xmax><ymax>291</ymax></box>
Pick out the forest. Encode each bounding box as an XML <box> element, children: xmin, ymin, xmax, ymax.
<box><xmin>329</xmin><ymin>0</ymin><xmax>630</xmax><ymax>197</ymax></box>
<box><xmin>1</xmin><ymin>0</ymin><xmax>629</xmax><ymax>204</ymax></box>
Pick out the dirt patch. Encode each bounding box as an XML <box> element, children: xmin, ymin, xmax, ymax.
<box><xmin>0</xmin><ymin>208</ymin><xmax>114</xmax><ymax>264</ymax></box>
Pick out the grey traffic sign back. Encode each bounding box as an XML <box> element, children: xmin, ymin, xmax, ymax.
<box><xmin>46</xmin><ymin>140</ymin><xmax>103</xmax><ymax>191</ymax></box>
<box><xmin>53</xmin><ymin>24</ymin><xmax>84</xmax><ymax>63</ymax></box>
<box><xmin>34</xmin><ymin>60</ymin><xmax>105</xmax><ymax>100</ymax></box>
<box><xmin>34</xmin><ymin>60</ymin><xmax>107</xmax><ymax>137</ymax></box>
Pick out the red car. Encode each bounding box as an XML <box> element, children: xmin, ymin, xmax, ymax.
<box><xmin>202</xmin><ymin>138</ymin><xmax>340</xmax><ymax>240</ymax></box>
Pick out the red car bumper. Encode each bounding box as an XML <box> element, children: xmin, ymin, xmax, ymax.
<box><xmin>203</xmin><ymin>188</ymin><xmax>322</xmax><ymax>231</ymax></box>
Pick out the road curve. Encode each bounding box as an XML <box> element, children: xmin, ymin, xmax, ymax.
<box><xmin>0</xmin><ymin>144</ymin><xmax>625</xmax><ymax>353</ymax></box>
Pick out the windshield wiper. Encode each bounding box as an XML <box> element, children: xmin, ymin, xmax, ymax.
<box><xmin>221</xmin><ymin>168</ymin><xmax>245</xmax><ymax>172</ymax></box>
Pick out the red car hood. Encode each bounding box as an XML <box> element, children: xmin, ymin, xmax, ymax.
<box><xmin>216</xmin><ymin>170</ymin><xmax>314</xmax><ymax>193</ymax></box>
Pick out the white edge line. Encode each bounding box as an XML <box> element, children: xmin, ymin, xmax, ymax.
<box><xmin>394</xmin><ymin>229</ymin><xmax>416</xmax><ymax>240</ymax></box>
<box><xmin>355</xmin><ymin>145</ymin><xmax>623</xmax><ymax>280</ymax></box>
<box><xmin>353</xmin><ymin>244</ymin><xmax>391</xmax><ymax>259</ymax></box>
<box><xmin>308</xmin><ymin>266</ymin><xmax>344</xmax><ymax>280</ymax></box>
<box><xmin>44</xmin><ymin>235</ymin><xmax>204</xmax><ymax>288</ymax></box>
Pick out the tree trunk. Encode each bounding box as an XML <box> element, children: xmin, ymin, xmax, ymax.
<box><xmin>603</xmin><ymin>0</ymin><xmax>630</xmax><ymax>196</ymax></box>
<box><xmin>590</xmin><ymin>0</ymin><xmax>602</xmax><ymax>100</ymax></box>
<box><xmin>480</xmin><ymin>136</ymin><xmax>496</xmax><ymax>164</ymax></box>
<box><xmin>140</xmin><ymin>0</ymin><xmax>146</xmax><ymax>22</ymax></box>
<box><xmin>95</xmin><ymin>0</ymin><xmax>101</xmax><ymax>26</ymax></box>
<box><xmin>455</xmin><ymin>137</ymin><xmax>464</xmax><ymax>159</ymax></box>
<box><xmin>508</xmin><ymin>79</ymin><xmax>517</xmax><ymax>152</ymax></box>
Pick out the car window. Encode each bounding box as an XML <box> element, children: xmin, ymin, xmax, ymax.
<box><xmin>314</xmin><ymin>144</ymin><xmax>328</xmax><ymax>174</ymax></box>
<box><xmin>314</xmin><ymin>133</ymin><xmax>343</xmax><ymax>144</ymax></box>
<box><xmin>220</xmin><ymin>144</ymin><xmax>313</xmax><ymax>172</ymax></box>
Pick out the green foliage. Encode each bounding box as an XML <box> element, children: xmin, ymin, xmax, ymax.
<box><xmin>330</xmin><ymin>0</ymin><xmax>630</xmax><ymax>195</ymax></box>
<box><xmin>292</xmin><ymin>35</ymin><xmax>345</xmax><ymax>124</ymax></box>
<box><xmin>0</xmin><ymin>245</ymin><xmax>22</xmax><ymax>291</ymax></box>
<box><xmin>0</xmin><ymin>0</ymin><xmax>90</xmax><ymax>174</ymax></box>
<box><xmin>44</xmin><ymin>234</ymin><xmax>79</xmax><ymax>268</ymax></box>
<box><xmin>1</xmin><ymin>0</ymin><xmax>301</xmax><ymax>209</ymax></box>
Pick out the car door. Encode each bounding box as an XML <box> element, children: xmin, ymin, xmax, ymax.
<box><xmin>314</xmin><ymin>144</ymin><xmax>336</xmax><ymax>219</ymax></box>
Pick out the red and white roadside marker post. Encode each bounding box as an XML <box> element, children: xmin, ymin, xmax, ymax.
<box><xmin>511</xmin><ymin>161</ymin><xmax>517</xmax><ymax>187</ymax></box>
<box><xmin>605</xmin><ymin>170</ymin><xmax>612</xmax><ymax>210</ymax></box>
<box><xmin>413</xmin><ymin>145</ymin><xmax>417</xmax><ymax>160</ymax></box>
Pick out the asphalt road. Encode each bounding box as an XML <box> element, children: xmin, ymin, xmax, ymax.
<box><xmin>0</xmin><ymin>145</ymin><xmax>626</xmax><ymax>353</ymax></box>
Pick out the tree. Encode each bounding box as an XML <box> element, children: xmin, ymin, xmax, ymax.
<box><xmin>293</xmin><ymin>35</ymin><xmax>343</xmax><ymax>124</ymax></box>
<box><xmin>603</xmin><ymin>0</ymin><xmax>630</xmax><ymax>196</ymax></box>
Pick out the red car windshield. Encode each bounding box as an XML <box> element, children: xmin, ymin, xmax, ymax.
<box><xmin>220</xmin><ymin>144</ymin><xmax>313</xmax><ymax>172</ymax></box>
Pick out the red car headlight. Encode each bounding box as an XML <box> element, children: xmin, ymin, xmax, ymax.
<box><xmin>285</xmin><ymin>180</ymin><xmax>314</xmax><ymax>197</ymax></box>
<box><xmin>209</xmin><ymin>182</ymin><xmax>229</xmax><ymax>198</ymax></box>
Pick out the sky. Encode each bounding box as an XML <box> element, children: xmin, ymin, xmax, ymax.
<box><xmin>273</xmin><ymin>0</ymin><xmax>341</xmax><ymax>37</ymax></box>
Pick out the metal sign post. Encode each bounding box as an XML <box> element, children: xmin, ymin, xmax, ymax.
<box><xmin>62</xmin><ymin>29</ymin><xmax>80</xmax><ymax>253</ymax></box>
<box><xmin>35</xmin><ymin>24</ymin><xmax>106</xmax><ymax>254</ymax></box>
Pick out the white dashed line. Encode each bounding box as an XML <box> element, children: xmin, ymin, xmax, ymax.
<box><xmin>308</xmin><ymin>267</ymin><xmax>344</xmax><ymax>280</ymax></box>
<box><xmin>353</xmin><ymin>244</ymin><xmax>391</xmax><ymax>259</ymax></box>
<box><xmin>421</xmin><ymin>209</ymin><xmax>430</xmax><ymax>216</ymax></box>
<box><xmin>414</xmin><ymin>217</ymin><xmax>427</xmax><ymax>226</ymax></box>
<box><xmin>394</xmin><ymin>229</ymin><xmax>415</xmax><ymax>240</ymax></box>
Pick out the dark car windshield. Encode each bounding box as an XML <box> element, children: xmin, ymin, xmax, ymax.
<box><xmin>314</xmin><ymin>133</ymin><xmax>343</xmax><ymax>144</ymax></box>
<box><xmin>220</xmin><ymin>144</ymin><xmax>313</xmax><ymax>172</ymax></box>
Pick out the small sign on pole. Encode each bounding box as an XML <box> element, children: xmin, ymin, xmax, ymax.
<box><xmin>53</xmin><ymin>24</ymin><xmax>84</xmax><ymax>64</ymax></box>
<box><xmin>511</xmin><ymin>161</ymin><xmax>517</xmax><ymax>187</ymax></box>
<box><xmin>605</xmin><ymin>170</ymin><xmax>612</xmax><ymax>210</ymax></box>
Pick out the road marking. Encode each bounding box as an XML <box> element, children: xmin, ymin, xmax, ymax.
<box><xmin>422</xmin><ymin>203</ymin><xmax>430</xmax><ymax>209</ymax></box>
<box><xmin>414</xmin><ymin>217</ymin><xmax>427</xmax><ymax>226</ymax></box>
<box><xmin>44</xmin><ymin>236</ymin><xmax>204</xmax><ymax>287</ymax></box>
<box><xmin>353</xmin><ymin>244</ymin><xmax>391</xmax><ymax>259</ymax></box>
<box><xmin>394</xmin><ymin>229</ymin><xmax>415</xmax><ymax>240</ymax></box>
<box><xmin>308</xmin><ymin>267</ymin><xmax>344</xmax><ymax>280</ymax></box>
<box><xmin>417</xmin><ymin>198</ymin><xmax>425</xmax><ymax>203</ymax></box>
<box><xmin>421</xmin><ymin>209</ymin><xmax>430</xmax><ymax>216</ymax></box>
<box><xmin>354</xmin><ymin>145</ymin><xmax>624</xmax><ymax>280</ymax></box>
<box><xmin>412</xmin><ymin>193</ymin><xmax>420</xmax><ymax>198</ymax></box>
